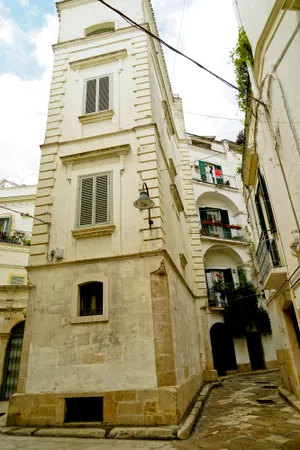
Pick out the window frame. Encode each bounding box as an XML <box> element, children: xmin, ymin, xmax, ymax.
<box><xmin>71</xmin><ymin>274</ymin><xmax>109</xmax><ymax>324</ymax></box>
<box><xmin>8</xmin><ymin>274</ymin><xmax>26</xmax><ymax>286</ymax></box>
<box><xmin>83</xmin><ymin>73</ymin><xmax>113</xmax><ymax>116</ymax></box>
<box><xmin>77</xmin><ymin>171</ymin><xmax>113</xmax><ymax>229</ymax></box>
<box><xmin>79</xmin><ymin>282</ymin><xmax>104</xmax><ymax>317</ymax></box>
<box><xmin>0</xmin><ymin>216</ymin><xmax>11</xmax><ymax>233</ymax></box>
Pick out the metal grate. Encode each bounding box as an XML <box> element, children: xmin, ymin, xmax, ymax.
<box><xmin>3</xmin><ymin>334</ymin><xmax>24</xmax><ymax>399</ymax></box>
<box><xmin>80</xmin><ymin>282</ymin><xmax>103</xmax><ymax>317</ymax></box>
<box><xmin>256</xmin><ymin>231</ymin><xmax>281</xmax><ymax>283</ymax></box>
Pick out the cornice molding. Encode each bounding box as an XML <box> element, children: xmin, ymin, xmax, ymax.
<box><xmin>72</xmin><ymin>225</ymin><xmax>115</xmax><ymax>239</ymax></box>
<box><xmin>60</xmin><ymin>144</ymin><xmax>131</xmax><ymax>165</ymax></box>
<box><xmin>254</xmin><ymin>0</ymin><xmax>285</xmax><ymax>80</ymax></box>
<box><xmin>57</xmin><ymin>0</ymin><xmax>96</xmax><ymax>13</ymax></box>
<box><xmin>69</xmin><ymin>49</ymin><xmax>127</xmax><ymax>70</ymax></box>
<box><xmin>0</xmin><ymin>195</ymin><xmax>36</xmax><ymax>204</ymax></box>
<box><xmin>78</xmin><ymin>110</ymin><xmax>114</xmax><ymax>124</ymax></box>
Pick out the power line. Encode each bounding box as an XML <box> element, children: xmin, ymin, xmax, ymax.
<box><xmin>97</xmin><ymin>0</ymin><xmax>265</xmax><ymax>108</ymax></box>
<box><xmin>171</xmin><ymin>0</ymin><xmax>187</xmax><ymax>82</ymax></box>
<box><xmin>0</xmin><ymin>205</ymin><xmax>50</xmax><ymax>225</ymax></box>
<box><xmin>184</xmin><ymin>111</ymin><xmax>244</xmax><ymax>121</ymax></box>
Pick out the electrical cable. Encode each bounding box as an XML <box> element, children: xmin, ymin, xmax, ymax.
<box><xmin>0</xmin><ymin>205</ymin><xmax>50</xmax><ymax>225</ymax></box>
<box><xmin>97</xmin><ymin>0</ymin><xmax>265</xmax><ymax>107</ymax></box>
<box><xmin>171</xmin><ymin>0</ymin><xmax>187</xmax><ymax>82</ymax></box>
<box><xmin>184</xmin><ymin>111</ymin><xmax>244</xmax><ymax>121</ymax></box>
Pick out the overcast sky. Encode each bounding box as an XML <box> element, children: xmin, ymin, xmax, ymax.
<box><xmin>0</xmin><ymin>0</ymin><xmax>243</xmax><ymax>184</ymax></box>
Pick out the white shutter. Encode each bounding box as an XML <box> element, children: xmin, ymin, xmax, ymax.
<box><xmin>10</xmin><ymin>276</ymin><xmax>25</xmax><ymax>286</ymax></box>
<box><xmin>98</xmin><ymin>76</ymin><xmax>110</xmax><ymax>111</ymax></box>
<box><xmin>79</xmin><ymin>177</ymin><xmax>94</xmax><ymax>227</ymax></box>
<box><xmin>85</xmin><ymin>79</ymin><xmax>97</xmax><ymax>114</ymax></box>
<box><xmin>95</xmin><ymin>174</ymin><xmax>109</xmax><ymax>224</ymax></box>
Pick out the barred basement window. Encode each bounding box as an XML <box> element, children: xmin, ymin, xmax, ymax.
<box><xmin>80</xmin><ymin>282</ymin><xmax>103</xmax><ymax>317</ymax></box>
<box><xmin>85</xmin><ymin>75</ymin><xmax>112</xmax><ymax>115</ymax></box>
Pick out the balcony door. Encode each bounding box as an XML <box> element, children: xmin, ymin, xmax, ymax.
<box><xmin>200</xmin><ymin>208</ymin><xmax>231</xmax><ymax>239</ymax></box>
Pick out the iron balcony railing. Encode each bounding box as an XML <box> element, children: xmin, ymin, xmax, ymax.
<box><xmin>0</xmin><ymin>229</ymin><xmax>31</xmax><ymax>246</ymax></box>
<box><xmin>207</xmin><ymin>282</ymin><xmax>238</xmax><ymax>308</ymax></box>
<box><xmin>193</xmin><ymin>169</ymin><xmax>239</xmax><ymax>189</ymax></box>
<box><xmin>256</xmin><ymin>231</ymin><xmax>281</xmax><ymax>284</ymax></box>
<box><xmin>200</xmin><ymin>221</ymin><xmax>247</xmax><ymax>242</ymax></box>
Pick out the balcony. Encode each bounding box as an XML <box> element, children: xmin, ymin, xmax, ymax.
<box><xmin>208</xmin><ymin>282</ymin><xmax>241</xmax><ymax>308</ymax></box>
<box><xmin>208</xmin><ymin>286</ymin><xmax>229</xmax><ymax>308</ymax></box>
<box><xmin>256</xmin><ymin>231</ymin><xmax>287</xmax><ymax>290</ymax></box>
<box><xmin>0</xmin><ymin>230</ymin><xmax>32</xmax><ymax>246</ymax></box>
<box><xmin>200</xmin><ymin>221</ymin><xmax>247</xmax><ymax>242</ymax></box>
<box><xmin>193</xmin><ymin>170</ymin><xmax>238</xmax><ymax>189</ymax></box>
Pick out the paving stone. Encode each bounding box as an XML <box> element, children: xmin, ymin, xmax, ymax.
<box><xmin>34</xmin><ymin>428</ymin><xmax>106</xmax><ymax>438</ymax></box>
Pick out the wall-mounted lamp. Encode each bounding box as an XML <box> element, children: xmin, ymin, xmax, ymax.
<box><xmin>133</xmin><ymin>182</ymin><xmax>155</xmax><ymax>229</ymax></box>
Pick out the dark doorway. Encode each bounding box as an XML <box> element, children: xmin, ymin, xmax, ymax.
<box><xmin>1</xmin><ymin>321</ymin><xmax>25</xmax><ymax>400</ymax></box>
<box><xmin>246</xmin><ymin>332</ymin><xmax>265</xmax><ymax>370</ymax></box>
<box><xmin>210</xmin><ymin>323</ymin><xmax>237</xmax><ymax>376</ymax></box>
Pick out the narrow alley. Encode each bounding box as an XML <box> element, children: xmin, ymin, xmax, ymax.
<box><xmin>1</xmin><ymin>372</ymin><xmax>300</xmax><ymax>450</ymax></box>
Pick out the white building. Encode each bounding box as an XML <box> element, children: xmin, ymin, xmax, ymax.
<box><xmin>7</xmin><ymin>0</ymin><xmax>216</xmax><ymax>428</ymax></box>
<box><xmin>233</xmin><ymin>0</ymin><xmax>300</xmax><ymax>400</ymax></box>
<box><xmin>189</xmin><ymin>134</ymin><xmax>278</xmax><ymax>374</ymax></box>
<box><xmin>0</xmin><ymin>181</ymin><xmax>36</xmax><ymax>400</ymax></box>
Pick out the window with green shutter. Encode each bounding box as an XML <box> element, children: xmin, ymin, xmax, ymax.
<box><xmin>78</xmin><ymin>173</ymin><xmax>112</xmax><ymax>228</ymax></box>
<box><xmin>85</xmin><ymin>75</ymin><xmax>111</xmax><ymax>115</ymax></box>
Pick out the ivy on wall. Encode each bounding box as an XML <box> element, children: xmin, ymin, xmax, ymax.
<box><xmin>231</xmin><ymin>27</ymin><xmax>254</xmax><ymax>117</ymax></box>
<box><xmin>223</xmin><ymin>282</ymin><xmax>272</xmax><ymax>339</ymax></box>
<box><xmin>231</xmin><ymin>28</ymin><xmax>254</xmax><ymax>174</ymax></box>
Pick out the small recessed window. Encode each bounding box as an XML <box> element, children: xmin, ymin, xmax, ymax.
<box><xmin>80</xmin><ymin>282</ymin><xmax>103</xmax><ymax>317</ymax></box>
<box><xmin>85</xmin><ymin>22</ymin><xmax>115</xmax><ymax>37</ymax></box>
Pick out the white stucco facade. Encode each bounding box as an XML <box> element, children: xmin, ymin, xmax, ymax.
<box><xmin>189</xmin><ymin>135</ymin><xmax>278</xmax><ymax>373</ymax></box>
<box><xmin>0</xmin><ymin>182</ymin><xmax>36</xmax><ymax>400</ymax></box>
<box><xmin>6</xmin><ymin>0</ymin><xmax>216</xmax><ymax>428</ymax></box>
<box><xmin>233</xmin><ymin>0</ymin><xmax>300</xmax><ymax>398</ymax></box>
<box><xmin>0</xmin><ymin>184</ymin><xmax>36</xmax><ymax>285</ymax></box>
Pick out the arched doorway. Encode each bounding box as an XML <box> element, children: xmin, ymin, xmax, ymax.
<box><xmin>210</xmin><ymin>323</ymin><xmax>237</xmax><ymax>376</ymax></box>
<box><xmin>1</xmin><ymin>321</ymin><xmax>25</xmax><ymax>400</ymax></box>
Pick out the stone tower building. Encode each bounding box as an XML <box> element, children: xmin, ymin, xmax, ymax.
<box><xmin>7</xmin><ymin>0</ymin><xmax>216</xmax><ymax>427</ymax></box>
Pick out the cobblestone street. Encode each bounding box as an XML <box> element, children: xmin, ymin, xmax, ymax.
<box><xmin>186</xmin><ymin>371</ymin><xmax>300</xmax><ymax>449</ymax></box>
<box><xmin>1</xmin><ymin>372</ymin><xmax>300</xmax><ymax>449</ymax></box>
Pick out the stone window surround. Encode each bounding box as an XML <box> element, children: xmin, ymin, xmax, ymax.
<box><xmin>81</xmin><ymin>73</ymin><xmax>113</xmax><ymax>123</ymax></box>
<box><xmin>68</xmin><ymin>49</ymin><xmax>127</xmax><ymax>126</ymax></box>
<box><xmin>71</xmin><ymin>274</ymin><xmax>109</xmax><ymax>324</ymax></box>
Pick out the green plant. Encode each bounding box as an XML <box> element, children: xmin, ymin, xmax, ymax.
<box><xmin>223</xmin><ymin>281</ymin><xmax>272</xmax><ymax>339</ymax></box>
<box><xmin>231</xmin><ymin>28</ymin><xmax>254</xmax><ymax>176</ymax></box>
<box><xmin>236</xmin><ymin>166</ymin><xmax>243</xmax><ymax>175</ymax></box>
<box><xmin>231</xmin><ymin>28</ymin><xmax>253</xmax><ymax>116</ymax></box>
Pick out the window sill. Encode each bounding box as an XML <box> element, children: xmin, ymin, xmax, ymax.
<box><xmin>72</xmin><ymin>225</ymin><xmax>115</xmax><ymax>239</ymax></box>
<box><xmin>78</xmin><ymin>110</ymin><xmax>114</xmax><ymax>124</ymax></box>
<box><xmin>71</xmin><ymin>314</ymin><xmax>109</xmax><ymax>324</ymax></box>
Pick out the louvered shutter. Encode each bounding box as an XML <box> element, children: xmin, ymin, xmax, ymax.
<box><xmin>98</xmin><ymin>76</ymin><xmax>110</xmax><ymax>111</ymax></box>
<box><xmin>258</xmin><ymin>170</ymin><xmax>277</xmax><ymax>233</ymax></box>
<box><xmin>95</xmin><ymin>174</ymin><xmax>109</xmax><ymax>224</ymax></box>
<box><xmin>10</xmin><ymin>276</ymin><xmax>25</xmax><ymax>286</ymax></box>
<box><xmin>199</xmin><ymin>161</ymin><xmax>206</xmax><ymax>182</ymax></box>
<box><xmin>79</xmin><ymin>177</ymin><xmax>94</xmax><ymax>226</ymax></box>
<box><xmin>85</xmin><ymin>79</ymin><xmax>97</xmax><ymax>114</ymax></box>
